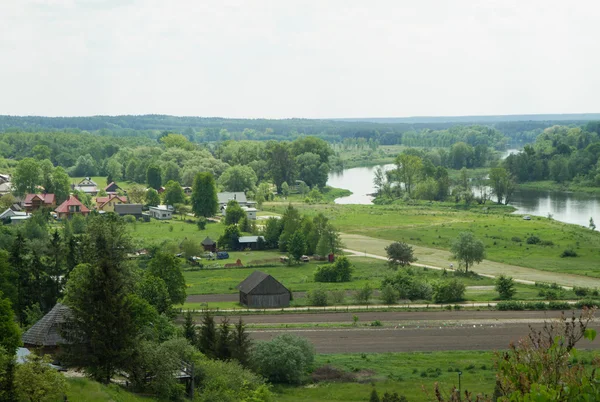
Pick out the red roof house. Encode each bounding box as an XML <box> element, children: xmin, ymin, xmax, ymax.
<box><xmin>24</xmin><ymin>194</ymin><xmax>56</xmax><ymax>212</ymax></box>
<box><xmin>55</xmin><ymin>195</ymin><xmax>90</xmax><ymax>219</ymax></box>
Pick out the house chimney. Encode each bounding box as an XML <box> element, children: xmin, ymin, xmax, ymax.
<box><xmin>234</xmin><ymin>194</ymin><xmax>237</xmax><ymax>200</ymax></box>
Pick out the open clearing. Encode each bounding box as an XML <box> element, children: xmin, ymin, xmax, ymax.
<box><xmin>342</xmin><ymin>233</ymin><xmax>600</xmax><ymax>288</ymax></box>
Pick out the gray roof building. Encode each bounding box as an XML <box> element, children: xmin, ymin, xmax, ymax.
<box><xmin>22</xmin><ymin>303</ymin><xmax>71</xmax><ymax>348</ymax></box>
<box><xmin>237</xmin><ymin>271</ymin><xmax>290</xmax><ymax>308</ymax></box>
<box><xmin>114</xmin><ymin>203</ymin><xmax>143</xmax><ymax>216</ymax></box>
<box><xmin>218</xmin><ymin>192</ymin><xmax>247</xmax><ymax>205</ymax></box>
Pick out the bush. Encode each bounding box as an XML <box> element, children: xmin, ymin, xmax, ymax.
<box><xmin>197</xmin><ymin>357</ymin><xmax>272</xmax><ymax>401</ymax></box>
<box><xmin>252</xmin><ymin>334</ymin><xmax>315</xmax><ymax>384</ymax></box>
<box><xmin>370</xmin><ymin>320</ymin><xmax>383</xmax><ymax>327</ymax></box>
<box><xmin>548</xmin><ymin>301</ymin><xmax>571</xmax><ymax>310</ymax></box>
<box><xmin>495</xmin><ymin>275</ymin><xmax>516</xmax><ymax>300</ymax></box>
<box><xmin>432</xmin><ymin>279</ymin><xmax>465</xmax><ymax>303</ymax></box>
<box><xmin>123</xmin><ymin>215</ymin><xmax>136</xmax><ymax>224</ymax></box>
<box><xmin>380</xmin><ymin>284</ymin><xmax>399</xmax><ymax>305</ymax></box>
<box><xmin>328</xmin><ymin>290</ymin><xmax>345</xmax><ymax>304</ymax></box>
<box><xmin>382</xmin><ymin>271</ymin><xmax>432</xmax><ymax>301</ymax></box>
<box><xmin>574</xmin><ymin>287</ymin><xmax>591</xmax><ymax>297</ymax></box>
<box><xmin>497</xmin><ymin>301</ymin><xmax>525</xmax><ymax>311</ymax></box>
<box><xmin>314</xmin><ymin>257</ymin><xmax>353</xmax><ymax>283</ymax></box>
<box><xmin>526</xmin><ymin>235</ymin><xmax>541</xmax><ymax>245</ymax></box>
<box><xmin>511</xmin><ymin>236</ymin><xmax>522</xmax><ymax>243</ymax></box>
<box><xmin>561</xmin><ymin>249</ymin><xmax>578</xmax><ymax>258</ymax></box>
<box><xmin>574</xmin><ymin>299</ymin><xmax>600</xmax><ymax>309</ymax></box>
<box><xmin>354</xmin><ymin>284</ymin><xmax>373</xmax><ymax>304</ymax></box>
<box><xmin>308</xmin><ymin>289</ymin><xmax>328</xmax><ymax>306</ymax></box>
<box><xmin>197</xmin><ymin>217</ymin><xmax>207</xmax><ymax>230</ymax></box>
<box><xmin>539</xmin><ymin>289</ymin><xmax>562</xmax><ymax>300</ymax></box>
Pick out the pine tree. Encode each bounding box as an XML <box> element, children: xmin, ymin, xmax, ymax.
<box><xmin>198</xmin><ymin>311</ymin><xmax>217</xmax><ymax>358</ymax></box>
<box><xmin>9</xmin><ymin>233</ymin><xmax>29</xmax><ymax>324</ymax></box>
<box><xmin>231</xmin><ymin>317</ymin><xmax>252</xmax><ymax>367</ymax></box>
<box><xmin>183</xmin><ymin>311</ymin><xmax>196</xmax><ymax>345</ymax></box>
<box><xmin>369</xmin><ymin>387</ymin><xmax>380</xmax><ymax>402</ymax></box>
<box><xmin>216</xmin><ymin>318</ymin><xmax>231</xmax><ymax>360</ymax></box>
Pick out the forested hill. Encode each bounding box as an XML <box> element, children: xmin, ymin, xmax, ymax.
<box><xmin>335</xmin><ymin>113</ymin><xmax>600</xmax><ymax>124</ymax></box>
<box><xmin>1</xmin><ymin>114</ymin><xmax>599</xmax><ymax>146</ymax></box>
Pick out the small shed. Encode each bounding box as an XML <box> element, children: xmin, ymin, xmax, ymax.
<box><xmin>149</xmin><ymin>205</ymin><xmax>172</xmax><ymax>220</ymax></box>
<box><xmin>237</xmin><ymin>271</ymin><xmax>291</xmax><ymax>308</ymax></box>
<box><xmin>238</xmin><ymin>235</ymin><xmax>265</xmax><ymax>251</ymax></box>
<box><xmin>201</xmin><ymin>237</ymin><xmax>217</xmax><ymax>252</ymax></box>
<box><xmin>22</xmin><ymin>303</ymin><xmax>71</xmax><ymax>353</ymax></box>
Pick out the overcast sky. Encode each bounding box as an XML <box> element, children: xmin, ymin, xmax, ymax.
<box><xmin>1</xmin><ymin>0</ymin><xmax>599</xmax><ymax>118</ymax></box>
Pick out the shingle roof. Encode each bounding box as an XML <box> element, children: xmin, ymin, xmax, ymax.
<box><xmin>22</xmin><ymin>303</ymin><xmax>71</xmax><ymax>346</ymax></box>
<box><xmin>201</xmin><ymin>237</ymin><xmax>216</xmax><ymax>246</ymax></box>
<box><xmin>24</xmin><ymin>193</ymin><xmax>55</xmax><ymax>205</ymax></box>
<box><xmin>55</xmin><ymin>195</ymin><xmax>91</xmax><ymax>213</ymax></box>
<box><xmin>217</xmin><ymin>192</ymin><xmax>247</xmax><ymax>204</ymax></box>
<box><xmin>237</xmin><ymin>271</ymin><xmax>270</xmax><ymax>294</ymax></box>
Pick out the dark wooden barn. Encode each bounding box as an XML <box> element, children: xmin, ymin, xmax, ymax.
<box><xmin>201</xmin><ymin>237</ymin><xmax>217</xmax><ymax>252</ymax></box>
<box><xmin>22</xmin><ymin>303</ymin><xmax>71</xmax><ymax>353</ymax></box>
<box><xmin>237</xmin><ymin>271</ymin><xmax>291</xmax><ymax>308</ymax></box>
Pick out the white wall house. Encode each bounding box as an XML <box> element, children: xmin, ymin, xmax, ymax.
<box><xmin>149</xmin><ymin>205</ymin><xmax>172</xmax><ymax>220</ymax></box>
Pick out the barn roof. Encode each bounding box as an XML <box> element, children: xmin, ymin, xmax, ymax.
<box><xmin>201</xmin><ymin>236</ymin><xmax>216</xmax><ymax>246</ymax></box>
<box><xmin>237</xmin><ymin>270</ymin><xmax>289</xmax><ymax>295</ymax></box>
<box><xmin>22</xmin><ymin>303</ymin><xmax>71</xmax><ymax>346</ymax></box>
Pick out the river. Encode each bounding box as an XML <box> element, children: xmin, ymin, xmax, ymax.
<box><xmin>327</xmin><ymin>163</ymin><xmax>600</xmax><ymax>227</ymax></box>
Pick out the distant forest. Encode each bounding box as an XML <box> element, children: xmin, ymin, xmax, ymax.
<box><xmin>0</xmin><ymin>114</ymin><xmax>599</xmax><ymax>146</ymax></box>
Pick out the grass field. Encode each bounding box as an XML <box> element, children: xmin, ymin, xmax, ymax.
<box><xmin>128</xmin><ymin>216</ymin><xmax>225</xmax><ymax>247</ymax></box>
<box><xmin>263</xmin><ymin>202</ymin><xmax>600</xmax><ymax>280</ymax></box>
<box><xmin>517</xmin><ymin>180</ymin><xmax>600</xmax><ymax>195</ymax></box>
<box><xmin>66</xmin><ymin>378</ymin><xmax>155</xmax><ymax>401</ymax></box>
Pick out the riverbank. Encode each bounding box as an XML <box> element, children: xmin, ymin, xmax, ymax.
<box><xmin>516</xmin><ymin>180</ymin><xmax>600</xmax><ymax>195</ymax></box>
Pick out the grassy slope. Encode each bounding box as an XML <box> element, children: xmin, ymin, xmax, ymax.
<box><xmin>66</xmin><ymin>378</ymin><xmax>155</xmax><ymax>401</ymax></box>
<box><xmin>264</xmin><ymin>202</ymin><xmax>600</xmax><ymax>281</ymax></box>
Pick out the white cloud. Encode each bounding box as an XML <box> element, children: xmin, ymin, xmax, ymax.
<box><xmin>0</xmin><ymin>0</ymin><xmax>599</xmax><ymax>117</ymax></box>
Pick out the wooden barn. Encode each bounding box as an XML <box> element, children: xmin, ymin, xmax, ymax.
<box><xmin>201</xmin><ymin>237</ymin><xmax>217</xmax><ymax>252</ymax></box>
<box><xmin>237</xmin><ymin>271</ymin><xmax>291</xmax><ymax>308</ymax></box>
<box><xmin>22</xmin><ymin>303</ymin><xmax>71</xmax><ymax>353</ymax></box>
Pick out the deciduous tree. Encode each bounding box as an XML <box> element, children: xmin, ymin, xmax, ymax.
<box><xmin>191</xmin><ymin>172</ymin><xmax>218</xmax><ymax>218</ymax></box>
<box><xmin>450</xmin><ymin>232</ymin><xmax>485</xmax><ymax>273</ymax></box>
<box><xmin>385</xmin><ymin>242</ymin><xmax>417</xmax><ymax>268</ymax></box>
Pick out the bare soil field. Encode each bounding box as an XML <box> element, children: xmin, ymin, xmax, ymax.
<box><xmin>247</xmin><ymin>322</ymin><xmax>600</xmax><ymax>353</ymax></box>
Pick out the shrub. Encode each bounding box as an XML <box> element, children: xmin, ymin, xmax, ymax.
<box><xmin>370</xmin><ymin>320</ymin><xmax>383</xmax><ymax>327</ymax></box>
<box><xmin>561</xmin><ymin>249</ymin><xmax>578</xmax><ymax>258</ymax></box>
<box><xmin>314</xmin><ymin>256</ymin><xmax>353</xmax><ymax>283</ymax></box>
<box><xmin>539</xmin><ymin>289</ymin><xmax>562</xmax><ymax>300</ymax></box>
<box><xmin>308</xmin><ymin>289</ymin><xmax>328</xmax><ymax>306</ymax></box>
<box><xmin>354</xmin><ymin>284</ymin><xmax>373</xmax><ymax>304</ymax></box>
<box><xmin>495</xmin><ymin>275</ymin><xmax>516</xmax><ymax>300</ymax></box>
<box><xmin>382</xmin><ymin>271</ymin><xmax>432</xmax><ymax>301</ymax></box>
<box><xmin>574</xmin><ymin>287</ymin><xmax>590</xmax><ymax>297</ymax></box>
<box><xmin>511</xmin><ymin>236</ymin><xmax>522</xmax><ymax>243</ymax></box>
<box><xmin>197</xmin><ymin>357</ymin><xmax>272</xmax><ymax>401</ymax></box>
<box><xmin>380</xmin><ymin>284</ymin><xmax>399</xmax><ymax>305</ymax></box>
<box><xmin>548</xmin><ymin>301</ymin><xmax>571</xmax><ymax>310</ymax></box>
<box><xmin>123</xmin><ymin>215</ymin><xmax>136</xmax><ymax>224</ymax></box>
<box><xmin>252</xmin><ymin>334</ymin><xmax>315</xmax><ymax>384</ymax></box>
<box><xmin>574</xmin><ymin>299</ymin><xmax>600</xmax><ymax>309</ymax></box>
<box><xmin>432</xmin><ymin>279</ymin><xmax>465</xmax><ymax>303</ymax></box>
<box><xmin>197</xmin><ymin>217</ymin><xmax>207</xmax><ymax>230</ymax></box>
<box><xmin>328</xmin><ymin>290</ymin><xmax>345</xmax><ymax>304</ymax></box>
<box><xmin>526</xmin><ymin>235</ymin><xmax>541</xmax><ymax>245</ymax></box>
<box><xmin>540</xmin><ymin>240</ymin><xmax>554</xmax><ymax>246</ymax></box>
<box><xmin>497</xmin><ymin>301</ymin><xmax>525</xmax><ymax>311</ymax></box>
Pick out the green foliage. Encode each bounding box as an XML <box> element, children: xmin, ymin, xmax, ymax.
<box><xmin>12</xmin><ymin>158</ymin><xmax>41</xmax><ymax>196</ymax></box>
<box><xmin>0</xmin><ymin>346</ymin><xmax>16</xmax><ymax>402</ymax></box>
<box><xmin>197</xmin><ymin>217</ymin><xmax>207</xmax><ymax>230</ymax></box>
<box><xmin>0</xmin><ymin>293</ymin><xmax>21</xmax><ymax>356</ymax></box>
<box><xmin>224</xmin><ymin>200</ymin><xmax>245</xmax><ymax>225</ymax></box>
<box><xmin>308</xmin><ymin>288</ymin><xmax>328</xmax><ymax>306</ymax></box>
<box><xmin>561</xmin><ymin>248</ymin><xmax>578</xmax><ymax>257</ymax></box>
<box><xmin>218</xmin><ymin>224</ymin><xmax>241</xmax><ymax>250</ymax></box>
<box><xmin>382</xmin><ymin>270</ymin><xmax>433</xmax><ymax>301</ymax></box>
<box><xmin>262</xmin><ymin>217</ymin><xmax>282</xmax><ymax>249</ymax></box>
<box><xmin>495</xmin><ymin>275</ymin><xmax>516</xmax><ymax>300</ymax></box>
<box><xmin>432</xmin><ymin>279</ymin><xmax>466</xmax><ymax>303</ymax></box>
<box><xmin>198</xmin><ymin>311</ymin><xmax>217</xmax><ymax>359</ymax></box>
<box><xmin>314</xmin><ymin>256</ymin><xmax>353</xmax><ymax>283</ymax></box>
<box><xmin>450</xmin><ymin>231</ymin><xmax>486</xmax><ymax>272</ymax></box>
<box><xmin>137</xmin><ymin>274</ymin><xmax>171</xmax><ymax>315</ymax></box>
<box><xmin>385</xmin><ymin>241</ymin><xmax>417</xmax><ymax>268</ymax></box>
<box><xmin>191</xmin><ymin>172</ymin><xmax>219</xmax><ymax>218</ymax></box>
<box><xmin>183</xmin><ymin>311</ymin><xmax>196</xmax><ymax>345</ymax></box>
<box><xmin>380</xmin><ymin>283</ymin><xmax>399</xmax><ymax>304</ymax></box>
<box><xmin>162</xmin><ymin>180</ymin><xmax>185</xmax><ymax>206</ymax></box>
<box><xmin>354</xmin><ymin>283</ymin><xmax>373</xmax><ymax>304</ymax></box>
<box><xmin>281</xmin><ymin>182</ymin><xmax>290</xmax><ymax>197</ymax></box>
<box><xmin>62</xmin><ymin>215</ymin><xmax>139</xmax><ymax>384</ymax></box>
<box><xmin>15</xmin><ymin>353</ymin><xmax>68</xmax><ymax>402</ymax></box>
<box><xmin>230</xmin><ymin>317</ymin><xmax>252</xmax><ymax>368</ymax></box>
<box><xmin>147</xmin><ymin>251</ymin><xmax>186</xmax><ymax>305</ymax></box>
<box><xmin>219</xmin><ymin>165</ymin><xmax>258</xmax><ymax>192</ymax></box>
<box><xmin>146</xmin><ymin>164</ymin><xmax>162</xmax><ymax>190</ymax></box>
<box><xmin>216</xmin><ymin>317</ymin><xmax>232</xmax><ymax>361</ymax></box>
<box><xmin>288</xmin><ymin>231</ymin><xmax>307</xmax><ymax>263</ymax></box>
<box><xmin>252</xmin><ymin>334</ymin><xmax>315</xmax><ymax>384</ymax></box>
<box><xmin>395</xmin><ymin>153</ymin><xmax>423</xmax><ymax>196</ymax></box>
<box><xmin>144</xmin><ymin>188</ymin><xmax>160</xmax><ymax>207</ymax></box>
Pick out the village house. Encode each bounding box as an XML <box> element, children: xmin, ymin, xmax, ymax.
<box><xmin>23</xmin><ymin>193</ymin><xmax>56</xmax><ymax>212</ymax></box>
<box><xmin>55</xmin><ymin>195</ymin><xmax>91</xmax><ymax>219</ymax></box>
<box><xmin>22</xmin><ymin>303</ymin><xmax>71</xmax><ymax>354</ymax></box>
<box><xmin>104</xmin><ymin>181</ymin><xmax>123</xmax><ymax>194</ymax></box>
<box><xmin>149</xmin><ymin>205</ymin><xmax>173</xmax><ymax>220</ymax></box>
<box><xmin>72</xmin><ymin>177</ymin><xmax>98</xmax><ymax>196</ymax></box>
<box><xmin>0</xmin><ymin>208</ymin><xmax>30</xmax><ymax>224</ymax></box>
<box><xmin>95</xmin><ymin>194</ymin><xmax>128</xmax><ymax>212</ymax></box>
<box><xmin>237</xmin><ymin>271</ymin><xmax>291</xmax><ymax>308</ymax></box>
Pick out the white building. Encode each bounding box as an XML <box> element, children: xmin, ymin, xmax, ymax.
<box><xmin>149</xmin><ymin>205</ymin><xmax>173</xmax><ymax>220</ymax></box>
